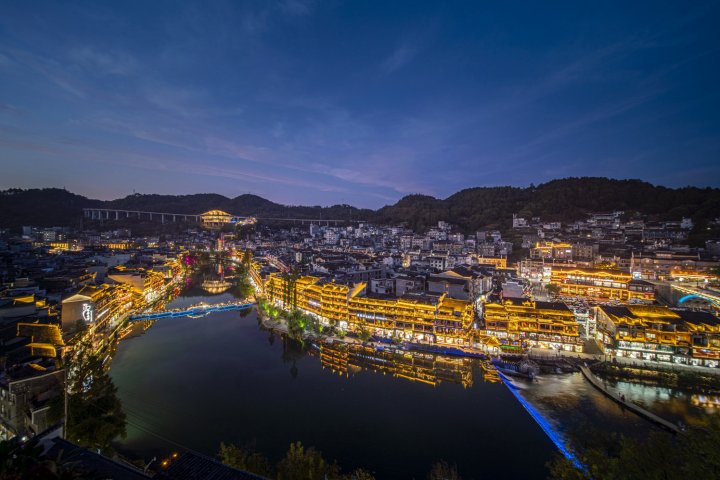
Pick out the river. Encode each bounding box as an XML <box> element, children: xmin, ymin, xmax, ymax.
<box><xmin>109</xmin><ymin>287</ymin><xmax>717</xmax><ymax>479</ymax></box>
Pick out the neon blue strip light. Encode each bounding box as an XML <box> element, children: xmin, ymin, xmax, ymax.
<box><xmin>678</xmin><ymin>294</ymin><xmax>699</xmax><ymax>303</ymax></box>
<box><xmin>678</xmin><ymin>293</ymin><xmax>719</xmax><ymax>306</ymax></box>
<box><xmin>498</xmin><ymin>372</ymin><xmax>584</xmax><ymax>470</ymax></box>
<box><xmin>129</xmin><ymin>303</ymin><xmax>254</xmax><ymax>321</ymax></box>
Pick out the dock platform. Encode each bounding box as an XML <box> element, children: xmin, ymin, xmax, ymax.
<box><xmin>579</xmin><ymin>364</ymin><xmax>681</xmax><ymax>434</ymax></box>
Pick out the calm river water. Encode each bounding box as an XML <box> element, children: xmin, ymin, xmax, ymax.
<box><xmin>110</xmin><ymin>288</ymin><xmax>717</xmax><ymax>479</ymax></box>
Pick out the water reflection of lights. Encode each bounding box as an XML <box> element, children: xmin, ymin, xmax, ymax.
<box><xmin>201</xmin><ymin>279</ymin><xmax>232</xmax><ymax>294</ymax></box>
<box><xmin>692</xmin><ymin>394</ymin><xmax>720</xmax><ymax>409</ymax></box>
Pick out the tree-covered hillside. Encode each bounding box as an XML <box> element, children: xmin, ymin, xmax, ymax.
<box><xmin>373</xmin><ymin>178</ymin><xmax>720</xmax><ymax>233</ymax></box>
<box><xmin>1</xmin><ymin>178</ymin><xmax>718</xmax><ymax>233</ymax></box>
<box><xmin>0</xmin><ymin>189</ymin><xmax>373</xmax><ymax>229</ymax></box>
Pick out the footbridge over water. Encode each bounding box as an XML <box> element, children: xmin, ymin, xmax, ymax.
<box><xmin>129</xmin><ymin>302</ymin><xmax>254</xmax><ymax>321</ymax></box>
<box><xmin>673</xmin><ymin>284</ymin><xmax>720</xmax><ymax>307</ymax></box>
<box><xmin>654</xmin><ymin>281</ymin><xmax>720</xmax><ymax>309</ymax></box>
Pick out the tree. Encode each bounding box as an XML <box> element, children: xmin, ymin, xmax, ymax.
<box><xmin>218</xmin><ymin>441</ymin><xmax>273</xmax><ymax>478</ymax></box>
<box><xmin>242</xmin><ymin>248</ymin><xmax>253</xmax><ymax>270</ymax></box>
<box><xmin>427</xmin><ymin>460</ymin><xmax>461</xmax><ymax>480</ymax></box>
<box><xmin>547</xmin><ymin>419</ymin><xmax>720</xmax><ymax>479</ymax></box>
<box><xmin>546</xmin><ymin>283</ymin><xmax>561</xmax><ymax>298</ymax></box>
<box><xmin>286</xmin><ymin>310</ymin><xmax>308</xmax><ymax>340</ymax></box>
<box><xmin>357</xmin><ymin>325</ymin><xmax>372</xmax><ymax>343</ymax></box>
<box><xmin>343</xmin><ymin>468</ymin><xmax>376</xmax><ymax>480</ymax></box>
<box><xmin>276</xmin><ymin>442</ymin><xmax>340</xmax><ymax>480</ymax></box>
<box><xmin>65</xmin><ymin>338</ymin><xmax>126</xmax><ymax>453</ymax></box>
<box><xmin>232</xmin><ymin>275</ymin><xmax>254</xmax><ymax>300</ymax></box>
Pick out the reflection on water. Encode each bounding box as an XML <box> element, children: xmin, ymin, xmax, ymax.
<box><xmin>594</xmin><ymin>376</ymin><xmax>719</xmax><ymax>428</ymax></box>
<box><xmin>511</xmin><ymin>373</ymin><xmax>657</xmax><ymax>441</ymax></box>
<box><xmin>109</xmin><ymin>275</ymin><xmax>717</xmax><ymax>479</ymax></box>
<box><xmin>111</xmin><ymin>293</ymin><xmax>555</xmax><ymax>479</ymax></box>
<box><xmin>316</xmin><ymin>342</ymin><xmax>476</xmax><ymax>388</ymax></box>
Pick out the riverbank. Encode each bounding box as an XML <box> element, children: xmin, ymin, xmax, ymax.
<box><xmin>256</xmin><ymin>299</ymin><xmax>720</xmax><ymax>395</ymax></box>
<box><xmin>590</xmin><ymin>361</ymin><xmax>720</xmax><ymax>395</ymax></box>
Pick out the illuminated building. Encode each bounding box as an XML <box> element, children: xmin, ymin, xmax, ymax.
<box><xmin>264</xmin><ymin>273</ymin><xmax>477</xmax><ymax>346</ymax></box>
<box><xmin>483</xmin><ymin>299</ymin><xmax>582</xmax><ymax>353</ymax></box>
<box><xmin>44</xmin><ymin>240</ymin><xmax>83</xmax><ymax>252</ymax></box>
<box><xmin>0</xmin><ymin>295</ymin><xmax>50</xmax><ymax>322</ymax></box>
<box><xmin>61</xmin><ymin>283</ymin><xmax>136</xmax><ymax>336</ymax></box>
<box><xmin>667</xmin><ymin>268</ymin><xmax>719</xmax><ymax>284</ymax></box>
<box><xmin>549</xmin><ymin>266</ymin><xmax>655</xmax><ymax>302</ymax></box>
<box><xmin>98</xmin><ymin>241</ymin><xmax>131</xmax><ymax>250</ymax></box>
<box><xmin>199</xmin><ymin>210</ymin><xmax>257</xmax><ymax>229</ymax></box>
<box><xmin>16</xmin><ymin>322</ymin><xmax>64</xmax><ymax>358</ymax></box>
<box><xmin>530</xmin><ymin>241</ymin><xmax>574</xmax><ymax>260</ymax></box>
<box><xmin>631</xmin><ymin>252</ymin><xmax>720</xmax><ymax>280</ymax></box>
<box><xmin>107</xmin><ymin>266</ymin><xmax>166</xmax><ymax>303</ymax></box>
<box><xmin>595</xmin><ymin>305</ymin><xmax>720</xmax><ymax>368</ymax></box>
<box><xmin>474</xmin><ymin>256</ymin><xmax>508</xmax><ymax>269</ymax></box>
<box><xmin>200</xmin><ymin>210</ymin><xmax>233</xmax><ymax>229</ymax></box>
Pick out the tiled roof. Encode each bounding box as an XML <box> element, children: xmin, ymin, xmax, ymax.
<box><xmin>155</xmin><ymin>451</ymin><xmax>268</xmax><ymax>480</ymax></box>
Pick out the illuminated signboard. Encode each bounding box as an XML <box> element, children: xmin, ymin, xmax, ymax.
<box><xmin>82</xmin><ymin>303</ymin><xmax>94</xmax><ymax>323</ymax></box>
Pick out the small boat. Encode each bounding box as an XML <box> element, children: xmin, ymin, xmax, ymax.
<box><xmin>491</xmin><ymin>358</ymin><xmax>539</xmax><ymax>380</ymax></box>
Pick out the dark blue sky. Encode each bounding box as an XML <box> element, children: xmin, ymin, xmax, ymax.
<box><xmin>1</xmin><ymin>1</ymin><xmax>719</xmax><ymax>207</ymax></box>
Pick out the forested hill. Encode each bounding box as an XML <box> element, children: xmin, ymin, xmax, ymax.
<box><xmin>375</xmin><ymin>178</ymin><xmax>720</xmax><ymax>232</ymax></box>
<box><xmin>1</xmin><ymin>178</ymin><xmax>719</xmax><ymax>232</ymax></box>
<box><xmin>0</xmin><ymin>188</ymin><xmax>372</xmax><ymax>229</ymax></box>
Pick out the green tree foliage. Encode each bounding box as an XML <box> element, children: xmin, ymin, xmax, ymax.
<box><xmin>4</xmin><ymin>179</ymin><xmax>719</xmax><ymax>236</ymax></box>
<box><xmin>547</xmin><ymin>419</ymin><xmax>720</xmax><ymax>479</ymax></box>
<box><xmin>243</xmin><ymin>248</ymin><xmax>254</xmax><ymax>269</ymax></box>
<box><xmin>232</xmin><ymin>275</ymin><xmax>254</xmax><ymax>300</ymax></box>
<box><xmin>545</xmin><ymin>283</ymin><xmax>561</xmax><ymax>297</ymax></box>
<box><xmin>285</xmin><ymin>310</ymin><xmax>308</xmax><ymax>340</ymax></box>
<box><xmin>218</xmin><ymin>442</ymin><xmax>273</xmax><ymax>478</ymax></box>
<box><xmin>427</xmin><ymin>460</ymin><xmax>462</xmax><ymax>480</ymax></box>
<box><xmin>357</xmin><ymin>325</ymin><xmax>372</xmax><ymax>343</ymax></box>
<box><xmin>257</xmin><ymin>297</ymin><xmax>281</xmax><ymax>319</ymax></box>
<box><xmin>65</xmin><ymin>339</ymin><xmax>126</xmax><ymax>453</ymax></box>
<box><xmin>342</xmin><ymin>468</ymin><xmax>376</xmax><ymax>480</ymax></box>
<box><xmin>372</xmin><ymin>178</ymin><xmax>720</xmax><ymax>237</ymax></box>
<box><xmin>283</xmin><ymin>310</ymin><xmax>322</xmax><ymax>340</ymax></box>
<box><xmin>218</xmin><ymin>441</ymin><xmax>378</xmax><ymax>480</ymax></box>
<box><xmin>277</xmin><ymin>442</ymin><xmax>341</xmax><ymax>480</ymax></box>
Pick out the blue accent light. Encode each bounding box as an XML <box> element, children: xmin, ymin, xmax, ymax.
<box><xmin>129</xmin><ymin>303</ymin><xmax>254</xmax><ymax>321</ymax></box>
<box><xmin>678</xmin><ymin>294</ymin><xmax>700</xmax><ymax>303</ymax></box>
<box><xmin>498</xmin><ymin>372</ymin><xmax>584</xmax><ymax>470</ymax></box>
<box><xmin>678</xmin><ymin>294</ymin><xmax>719</xmax><ymax>307</ymax></box>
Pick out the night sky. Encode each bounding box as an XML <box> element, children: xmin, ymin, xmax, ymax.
<box><xmin>1</xmin><ymin>1</ymin><xmax>719</xmax><ymax>207</ymax></box>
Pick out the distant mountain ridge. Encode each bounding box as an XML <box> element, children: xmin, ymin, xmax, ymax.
<box><xmin>1</xmin><ymin>178</ymin><xmax>719</xmax><ymax>235</ymax></box>
<box><xmin>0</xmin><ymin>188</ymin><xmax>372</xmax><ymax>229</ymax></box>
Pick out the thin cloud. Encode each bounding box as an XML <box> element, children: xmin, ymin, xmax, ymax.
<box><xmin>68</xmin><ymin>47</ymin><xmax>138</xmax><ymax>76</ymax></box>
<box><xmin>277</xmin><ymin>0</ymin><xmax>316</xmax><ymax>16</ymax></box>
<box><xmin>381</xmin><ymin>44</ymin><xmax>419</xmax><ymax>74</ymax></box>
